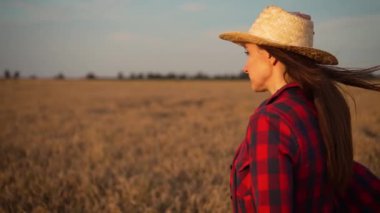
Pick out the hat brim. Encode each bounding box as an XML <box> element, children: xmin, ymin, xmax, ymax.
<box><xmin>220</xmin><ymin>32</ymin><xmax>338</xmax><ymax>65</ymax></box>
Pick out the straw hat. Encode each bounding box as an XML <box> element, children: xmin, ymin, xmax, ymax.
<box><xmin>219</xmin><ymin>5</ymin><xmax>338</xmax><ymax>65</ymax></box>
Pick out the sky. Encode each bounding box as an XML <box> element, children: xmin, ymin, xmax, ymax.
<box><xmin>0</xmin><ymin>0</ymin><xmax>380</xmax><ymax>78</ymax></box>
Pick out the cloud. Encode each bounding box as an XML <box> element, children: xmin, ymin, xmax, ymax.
<box><xmin>108</xmin><ymin>32</ymin><xmax>133</xmax><ymax>42</ymax></box>
<box><xmin>179</xmin><ymin>2</ymin><xmax>206</xmax><ymax>12</ymax></box>
<box><xmin>106</xmin><ymin>31</ymin><xmax>168</xmax><ymax>49</ymax></box>
<box><xmin>4</xmin><ymin>0</ymin><xmax>130</xmax><ymax>23</ymax></box>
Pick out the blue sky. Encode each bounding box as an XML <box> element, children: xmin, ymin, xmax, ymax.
<box><xmin>1</xmin><ymin>0</ymin><xmax>379</xmax><ymax>77</ymax></box>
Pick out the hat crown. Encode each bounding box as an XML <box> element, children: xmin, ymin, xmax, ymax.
<box><xmin>249</xmin><ymin>6</ymin><xmax>314</xmax><ymax>47</ymax></box>
<box><xmin>218</xmin><ymin>5</ymin><xmax>339</xmax><ymax>65</ymax></box>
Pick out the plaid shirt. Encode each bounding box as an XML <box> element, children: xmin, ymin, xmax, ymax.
<box><xmin>230</xmin><ymin>82</ymin><xmax>380</xmax><ymax>212</ymax></box>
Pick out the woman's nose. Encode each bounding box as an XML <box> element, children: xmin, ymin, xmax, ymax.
<box><xmin>242</xmin><ymin>65</ymin><xmax>248</xmax><ymax>73</ymax></box>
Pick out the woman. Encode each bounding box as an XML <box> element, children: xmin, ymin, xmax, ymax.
<box><xmin>219</xmin><ymin>5</ymin><xmax>380</xmax><ymax>212</ymax></box>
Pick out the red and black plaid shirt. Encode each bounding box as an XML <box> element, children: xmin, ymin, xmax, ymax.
<box><xmin>230</xmin><ymin>82</ymin><xmax>380</xmax><ymax>212</ymax></box>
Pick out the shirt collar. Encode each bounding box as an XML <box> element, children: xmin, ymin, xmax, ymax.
<box><xmin>265</xmin><ymin>82</ymin><xmax>301</xmax><ymax>105</ymax></box>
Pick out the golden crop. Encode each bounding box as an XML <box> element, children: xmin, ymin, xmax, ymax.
<box><xmin>0</xmin><ymin>80</ymin><xmax>379</xmax><ymax>212</ymax></box>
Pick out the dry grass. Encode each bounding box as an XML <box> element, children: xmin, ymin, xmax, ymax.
<box><xmin>0</xmin><ymin>80</ymin><xmax>379</xmax><ymax>213</ymax></box>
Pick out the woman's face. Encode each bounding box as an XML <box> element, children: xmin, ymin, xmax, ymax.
<box><xmin>242</xmin><ymin>43</ymin><xmax>275</xmax><ymax>92</ymax></box>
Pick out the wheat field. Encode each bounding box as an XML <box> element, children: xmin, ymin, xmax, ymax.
<box><xmin>0</xmin><ymin>80</ymin><xmax>379</xmax><ymax>213</ymax></box>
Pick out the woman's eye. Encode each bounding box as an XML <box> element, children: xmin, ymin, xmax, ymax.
<box><xmin>244</xmin><ymin>51</ymin><xmax>249</xmax><ymax>55</ymax></box>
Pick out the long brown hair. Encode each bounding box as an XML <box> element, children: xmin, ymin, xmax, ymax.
<box><xmin>260</xmin><ymin>45</ymin><xmax>380</xmax><ymax>193</ymax></box>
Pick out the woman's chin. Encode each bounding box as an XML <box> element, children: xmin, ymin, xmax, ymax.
<box><xmin>251</xmin><ymin>84</ymin><xmax>266</xmax><ymax>92</ymax></box>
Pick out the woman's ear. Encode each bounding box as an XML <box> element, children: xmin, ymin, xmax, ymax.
<box><xmin>268</xmin><ymin>53</ymin><xmax>278</xmax><ymax>66</ymax></box>
<box><xmin>273</xmin><ymin>58</ymin><xmax>278</xmax><ymax>66</ymax></box>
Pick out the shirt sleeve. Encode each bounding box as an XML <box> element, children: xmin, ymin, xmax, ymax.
<box><xmin>248</xmin><ymin>110</ymin><xmax>297</xmax><ymax>213</ymax></box>
<box><xmin>338</xmin><ymin>162</ymin><xmax>380</xmax><ymax>212</ymax></box>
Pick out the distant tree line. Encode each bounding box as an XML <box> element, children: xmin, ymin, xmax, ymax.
<box><xmin>1</xmin><ymin>70</ymin><xmax>249</xmax><ymax>80</ymax></box>
<box><xmin>126</xmin><ymin>71</ymin><xmax>249</xmax><ymax>80</ymax></box>
<box><xmin>63</xmin><ymin>71</ymin><xmax>249</xmax><ymax>80</ymax></box>
<box><xmin>3</xmin><ymin>69</ymin><xmax>20</xmax><ymax>79</ymax></box>
<box><xmin>3</xmin><ymin>69</ymin><xmax>379</xmax><ymax>81</ymax></box>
